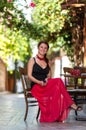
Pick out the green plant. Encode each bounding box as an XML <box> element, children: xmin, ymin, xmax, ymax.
<box><xmin>0</xmin><ymin>25</ymin><xmax>31</xmax><ymax>73</ymax></box>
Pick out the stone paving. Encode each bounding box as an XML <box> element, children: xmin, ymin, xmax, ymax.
<box><xmin>0</xmin><ymin>91</ymin><xmax>86</xmax><ymax>130</ymax></box>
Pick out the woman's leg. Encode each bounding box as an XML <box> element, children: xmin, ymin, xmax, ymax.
<box><xmin>55</xmin><ymin>78</ymin><xmax>82</xmax><ymax>111</ymax></box>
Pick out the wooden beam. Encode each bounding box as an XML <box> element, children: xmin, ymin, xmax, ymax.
<box><xmin>83</xmin><ymin>8</ymin><xmax>86</xmax><ymax>66</ymax></box>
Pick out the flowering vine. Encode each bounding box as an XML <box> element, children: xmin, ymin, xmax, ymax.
<box><xmin>29</xmin><ymin>2</ymin><xmax>36</xmax><ymax>7</ymax></box>
<box><xmin>7</xmin><ymin>0</ymin><xmax>12</xmax><ymax>2</ymax></box>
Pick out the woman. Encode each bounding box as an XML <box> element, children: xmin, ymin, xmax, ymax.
<box><xmin>28</xmin><ymin>41</ymin><xmax>82</xmax><ymax>122</ymax></box>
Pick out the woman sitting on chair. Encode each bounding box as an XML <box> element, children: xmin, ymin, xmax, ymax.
<box><xmin>27</xmin><ymin>41</ymin><xmax>82</xmax><ymax>122</ymax></box>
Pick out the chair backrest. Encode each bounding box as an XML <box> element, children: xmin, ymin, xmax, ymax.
<box><xmin>78</xmin><ymin>67</ymin><xmax>86</xmax><ymax>88</ymax></box>
<box><xmin>19</xmin><ymin>67</ymin><xmax>32</xmax><ymax>97</ymax></box>
<box><xmin>63</xmin><ymin>67</ymin><xmax>75</xmax><ymax>89</ymax></box>
<box><xmin>63</xmin><ymin>67</ymin><xmax>86</xmax><ymax>89</ymax></box>
<box><xmin>74</xmin><ymin>66</ymin><xmax>86</xmax><ymax>73</ymax></box>
<box><xmin>63</xmin><ymin>67</ymin><xmax>73</xmax><ymax>74</ymax></box>
<box><xmin>71</xmin><ymin>67</ymin><xmax>86</xmax><ymax>89</ymax></box>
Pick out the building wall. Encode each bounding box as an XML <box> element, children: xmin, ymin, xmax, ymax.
<box><xmin>0</xmin><ymin>59</ymin><xmax>7</xmax><ymax>91</ymax></box>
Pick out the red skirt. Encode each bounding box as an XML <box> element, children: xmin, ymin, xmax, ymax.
<box><xmin>31</xmin><ymin>78</ymin><xmax>74</xmax><ymax>122</ymax></box>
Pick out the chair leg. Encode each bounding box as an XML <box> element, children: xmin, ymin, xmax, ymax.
<box><xmin>36</xmin><ymin>107</ymin><xmax>40</xmax><ymax>121</ymax></box>
<box><xmin>74</xmin><ymin>100</ymin><xmax>78</xmax><ymax>120</ymax></box>
<box><xmin>75</xmin><ymin>110</ymin><xmax>78</xmax><ymax>120</ymax></box>
<box><xmin>24</xmin><ymin>102</ymin><xmax>28</xmax><ymax>121</ymax></box>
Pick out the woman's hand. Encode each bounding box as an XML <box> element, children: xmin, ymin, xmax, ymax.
<box><xmin>43</xmin><ymin>79</ymin><xmax>48</xmax><ymax>86</ymax></box>
<box><xmin>39</xmin><ymin>80</ymin><xmax>47</xmax><ymax>86</ymax></box>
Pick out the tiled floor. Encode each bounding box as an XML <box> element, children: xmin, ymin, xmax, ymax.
<box><xmin>0</xmin><ymin>91</ymin><xmax>86</xmax><ymax>130</ymax></box>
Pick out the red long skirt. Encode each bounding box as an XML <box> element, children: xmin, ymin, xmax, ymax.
<box><xmin>31</xmin><ymin>78</ymin><xmax>74</xmax><ymax>122</ymax></box>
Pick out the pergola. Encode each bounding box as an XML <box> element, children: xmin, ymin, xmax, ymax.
<box><xmin>62</xmin><ymin>0</ymin><xmax>86</xmax><ymax>67</ymax></box>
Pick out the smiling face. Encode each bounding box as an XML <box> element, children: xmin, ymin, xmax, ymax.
<box><xmin>38</xmin><ymin>42</ymin><xmax>49</xmax><ymax>56</ymax></box>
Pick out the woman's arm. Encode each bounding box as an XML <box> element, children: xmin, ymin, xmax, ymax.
<box><xmin>47</xmin><ymin>70</ymin><xmax>52</xmax><ymax>79</ymax></box>
<box><xmin>44</xmin><ymin>65</ymin><xmax>52</xmax><ymax>83</ymax></box>
<box><xmin>27</xmin><ymin>58</ymin><xmax>44</xmax><ymax>86</ymax></box>
<box><xmin>47</xmin><ymin>60</ymin><xmax>52</xmax><ymax>79</ymax></box>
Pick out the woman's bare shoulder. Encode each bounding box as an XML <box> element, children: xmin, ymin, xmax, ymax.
<box><xmin>28</xmin><ymin>57</ymin><xmax>35</xmax><ymax>64</ymax></box>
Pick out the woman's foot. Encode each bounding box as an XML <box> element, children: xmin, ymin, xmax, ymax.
<box><xmin>75</xmin><ymin>106</ymin><xmax>82</xmax><ymax>112</ymax></box>
<box><xmin>71</xmin><ymin>104</ymin><xmax>82</xmax><ymax>111</ymax></box>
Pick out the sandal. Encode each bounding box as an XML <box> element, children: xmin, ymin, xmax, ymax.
<box><xmin>71</xmin><ymin>106</ymin><xmax>82</xmax><ymax>111</ymax></box>
<box><xmin>75</xmin><ymin>106</ymin><xmax>82</xmax><ymax>112</ymax></box>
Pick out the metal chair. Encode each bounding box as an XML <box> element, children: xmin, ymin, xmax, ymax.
<box><xmin>19</xmin><ymin>67</ymin><xmax>40</xmax><ymax>121</ymax></box>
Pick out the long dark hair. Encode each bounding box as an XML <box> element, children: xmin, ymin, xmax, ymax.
<box><xmin>38</xmin><ymin>41</ymin><xmax>49</xmax><ymax>64</ymax></box>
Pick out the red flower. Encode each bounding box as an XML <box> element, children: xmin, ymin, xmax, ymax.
<box><xmin>29</xmin><ymin>2</ymin><xmax>36</xmax><ymax>7</ymax></box>
<box><xmin>7</xmin><ymin>0</ymin><xmax>12</xmax><ymax>2</ymax></box>
<box><xmin>70</xmin><ymin>69</ymin><xmax>81</xmax><ymax>76</ymax></box>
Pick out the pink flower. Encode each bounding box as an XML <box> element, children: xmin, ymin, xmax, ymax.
<box><xmin>29</xmin><ymin>2</ymin><xmax>36</xmax><ymax>7</ymax></box>
<box><xmin>7</xmin><ymin>0</ymin><xmax>12</xmax><ymax>2</ymax></box>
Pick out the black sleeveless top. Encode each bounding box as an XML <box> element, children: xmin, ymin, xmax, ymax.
<box><xmin>31</xmin><ymin>58</ymin><xmax>50</xmax><ymax>88</ymax></box>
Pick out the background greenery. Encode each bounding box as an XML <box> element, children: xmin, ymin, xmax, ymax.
<box><xmin>0</xmin><ymin>0</ymin><xmax>74</xmax><ymax>73</ymax></box>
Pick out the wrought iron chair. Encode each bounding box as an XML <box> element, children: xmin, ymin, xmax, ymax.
<box><xmin>19</xmin><ymin>67</ymin><xmax>40</xmax><ymax>121</ymax></box>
